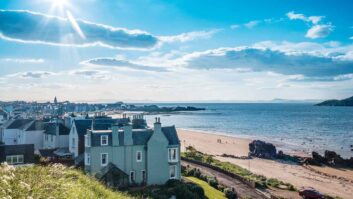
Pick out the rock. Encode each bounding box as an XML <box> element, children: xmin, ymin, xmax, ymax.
<box><xmin>249</xmin><ymin>140</ymin><xmax>277</xmax><ymax>159</ymax></box>
<box><xmin>324</xmin><ymin>150</ymin><xmax>345</xmax><ymax>166</ymax></box>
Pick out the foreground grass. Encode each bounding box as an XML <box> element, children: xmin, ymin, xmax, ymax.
<box><xmin>185</xmin><ymin>177</ymin><xmax>226</xmax><ymax>199</ymax></box>
<box><xmin>0</xmin><ymin>163</ymin><xmax>132</xmax><ymax>199</ymax></box>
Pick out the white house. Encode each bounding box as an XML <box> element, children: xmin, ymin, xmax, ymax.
<box><xmin>43</xmin><ymin>122</ymin><xmax>70</xmax><ymax>149</ymax></box>
<box><xmin>0</xmin><ymin>119</ymin><xmax>44</xmax><ymax>151</ymax></box>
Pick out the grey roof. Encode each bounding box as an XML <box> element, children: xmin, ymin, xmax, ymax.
<box><xmin>132</xmin><ymin>129</ymin><xmax>153</xmax><ymax>145</ymax></box>
<box><xmin>25</xmin><ymin>120</ymin><xmax>44</xmax><ymax>131</ymax></box>
<box><xmin>6</xmin><ymin>119</ymin><xmax>33</xmax><ymax>129</ymax></box>
<box><xmin>44</xmin><ymin>123</ymin><xmax>70</xmax><ymax>135</ymax></box>
<box><xmin>161</xmin><ymin>126</ymin><xmax>180</xmax><ymax>145</ymax></box>
<box><xmin>73</xmin><ymin>120</ymin><xmax>92</xmax><ymax>137</ymax></box>
<box><xmin>95</xmin><ymin>162</ymin><xmax>128</xmax><ymax>180</ymax></box>
<box><xmin>122</xmin><ymin>126</ymin><xmax>179</xmax><ymax>145</ymax></box>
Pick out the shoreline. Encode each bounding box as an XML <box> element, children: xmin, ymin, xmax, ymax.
<box><xmin>177</xmin><ymin>127</ymin><xmax>312</xmax><ymax>157</ymax></box>
<box><xmin>177</xmin><ymin>128</ymin><xmax>353</xmax><ymax>199</ymax></box>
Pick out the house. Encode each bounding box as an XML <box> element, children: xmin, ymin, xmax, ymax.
<box><xmin>0</xmin><ymin>119</ymin><xmax>45</xmax><ymax>151</ymax></box>
<box><xmin>0</xmin><ymin>109</ymin><xmax>9</xmax><ymax>125</ymax></box>
<box><xmin>43</xmin><ymin>122</ymin><xmax>70</xmax><ymax>149</ymax></box>
<box><xmin>84</xmin><ymin>117</ymin><xmax>181</xmax><ymax>187</ymax></box>
<box><xmin>0</xmin><ymin>144</ymin><xmax>35</xmax><ymax>165</ymax></box>
<box><xmin>69</xmin><ymin>115</ymin><xmax>129</xmax><ymax>158</ymax></box>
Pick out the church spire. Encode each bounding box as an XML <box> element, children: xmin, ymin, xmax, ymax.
<box><xmin>54</xmin><ymin>96</ymin><xmax>57</xmax><ymax>104</ymax></box>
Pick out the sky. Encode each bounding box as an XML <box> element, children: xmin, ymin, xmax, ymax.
<box><xmin>0</xmin><ymin>0</ymin><xmax>353</xmax><ymax>102</ymax></box>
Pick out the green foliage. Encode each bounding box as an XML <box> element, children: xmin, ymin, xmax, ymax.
<box><xmin>224</xmin><ymin>188</ymin><xmax>237</xmax><ymax>199</ymax></box>
<box><xmin>0</xmin><ymin>163</ymin><xmax>132</xmax><ymax>199</ymax></box>
<box><xmin>129</xmin><ymin>179</ymin><xmax>205</xmax><ymax>199</ymax></box>
<box><xmin>182</xmin><ymin>148</ymin><xmax>296</xmax><ymax>191</ymax></box>
<box><xmin>186</xmin><ymin>177</ymin><xmax>226</xmax><ymax>199</ymax></box>
<box><xmin>207</xmin><ymin>177</ymin><xmax>219</xmax><ymax>188</ymax></box>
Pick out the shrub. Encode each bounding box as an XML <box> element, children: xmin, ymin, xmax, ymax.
<box><xmin>224</xmin><ymin>188</ymin><xmax>237</xmax><ymax>199</ymax></box>
<box><xmin>194</xmin><ymin>169</ymin><xmax>201</xmax><ymax>178</ymax></box>
<box><xmin>189</xmin><ymin>184</ymin><xmax>205</xmax><ymax>198</ymax></box>
<box><xmin>165</xmin><ymin>179</ymin><xmax>181</xmax><ymax>188</ymax></box>
<box><xmin>173</xmin><ymin>184</ymin><xmax>202</xmax><ymax>199</ymax></box>
<box><xmin>217</xmin><ymin>184</ymin><xmax>225</xmax><ymax>192</ymax></box>
<box><xmin>207</xmin><ymin>177</ymin><xmax>218</xmax><ymax>188</ymax></box>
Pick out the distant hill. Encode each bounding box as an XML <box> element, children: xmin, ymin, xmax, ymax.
<box><xmin>316</xmin><ymin>96</ymin><xmax>353</xmax><ymax>106</ymax></box>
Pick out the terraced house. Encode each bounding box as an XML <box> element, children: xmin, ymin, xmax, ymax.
<box><xmin>84</xmin><ymin>117</ymin><xmax>181</xmax><ymax>187</ymax></box>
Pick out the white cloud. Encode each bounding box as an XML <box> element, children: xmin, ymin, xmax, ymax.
<box><xmin>306</xmin><ymin>24</ymin><xmax>333</xmax><ymax>39</ymax></box>
<box><xmin>81</xmin><ymin>57</ymin><xmax>169</xmax><ymax>72</ymax></box>
<box><xmin>286</xmin><ymin>11</ymin><xmax>333</xmax><ymax>39</ymax></box>
<box><xmin>0</xmin><ymin>58</ymin><xmax>44</xmax><ymax>63</ymax></box>
<box><xmin>286</xmin><ymin>11</ymin><xmax>323</xmax><ymax>24</ymax></box>
<box><xmin>0</xmin><ymin>10</ymin><xmax>158</xmax><ymax>49</ymax></box>
<box><xmin>244</xmin><ymin>20</ymin><xmax>260</xmax><ymax>28</ymax></box>
<box><xmin>7</xmin><ymin>71</ymin><xmax>54</xmax><ymax>78</ymax></box>
<box><xmin>159</xmin><ymin>29</ymin><xmax>221</xmax><ymax>43</ymax></box>
<box><xmin>350</xmin><ymin>36</ymin><xmax>353</xmax><ymax>40</ymax></box>
<box><xmin>230</xmin><ymin>24</ymin><xmax>240</xmax><ymax>29</ymax></box>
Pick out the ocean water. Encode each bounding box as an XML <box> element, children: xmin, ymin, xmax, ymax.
<box><xmin>142</xmin><ymin>103</ymin><xmax>353</xmax><ymax>158</ymax></box>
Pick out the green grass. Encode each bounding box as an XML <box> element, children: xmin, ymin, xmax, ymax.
<box><xmin>182</xmin><ymin>147</ymin><xmax>296</xmax><ymax>190</ymax></box>
<box><xmin>0</xmin><ymin>163</ymin><xmax>133</xmax><ymax>199</ymax></box>
<box><xmin>185</xmin><ymin>176</ymin><xmax>226</xmax><ymax>199</ymax></box>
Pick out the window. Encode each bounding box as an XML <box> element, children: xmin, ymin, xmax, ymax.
<box><xmin>72</xmin><ymin>138</ymin><xmax>75</xmax><ymax>148</ymax></box>
<box><xmin>101</xmin><ymin>135</ymin><xmax>108</xmax><ymax>146</ymax></box>
<box><xmin>45</xmin><ymin>134</ymin><xmax>48</xmax><ymax>141</ymax></box>
<box><xmin>85</xmin><ymin>153</ymin><xmax>90</xmax><ymax>165</ymax></box>
<box><xmin>169</xmin><ymin>165</ymin><xmax>177</xmax><ymax>179</ymax></box>
<box><xmin>130</xmin><ymin>171</ymin><xmax>135</xmax><ymax>182</ymax></box>
<box><xmin>168</xmin><ymin>148</ymin><xmax>178</xmax><ymax>162</ymax></box>
<box><xmin>101</xmin><ymin>153</ymin><xmax>108</xmax><ymax>166</ymax></box>
<box><xmin>6</xmin><ymin>155</ymin><xmax>24</xmax><ymax>165</ymax></box>
<box><xmin>141</xmin><ymin>170</ymin><xmax>146</xmax><ymax>183</ymax></box>
<box><xmin>85</xmin><ymin>135</ymin><xmax>90</xmax><ymax>147</ymax></box>
<box><xmin>136</xmin><ymin>151</ymin><xmax>142</xmax><ymax>162</ymax></box>
<box><xmin>50</xmin><ymin>135</ymin><xmax>53</xmax><ymax>142</ymax></box>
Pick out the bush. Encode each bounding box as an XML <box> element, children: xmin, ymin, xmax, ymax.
<box><xmin>224</xmin><ymin>188</ymin><xmax>237</xmax><ymax>199</ymax></box>
<box><xmin>217</xmin><ymin>184</ymin><xmax>225</xmax><ymax>192</ymax></box>
<box><xmin>189</xmin><ymin>184</ymin><xmax>205</xmax><ymax>198</ymax></box>
<box><xmin>165</xmin><ymin>179</ymin><xmax>181</xmax><ymax>188</ymax></box>
<box><xmin>207</xmin><ymin>177</ymin><xmax>218</xmax><ymax>188</ymax></box>
<box><xmin>173</xmin><ymin>184</ymin><xmax>202</xmax><ymax>199</ymax></box>
<box><xmin>194</xmin><ymin>169</ymin><xmax>201</xmax><ymax>178</ymax></box>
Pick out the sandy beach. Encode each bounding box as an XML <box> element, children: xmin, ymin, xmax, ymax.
<box><xmin>178</xmin><ymin>129</ymin><xmax>353</xmax><ymax>199</ymax></box>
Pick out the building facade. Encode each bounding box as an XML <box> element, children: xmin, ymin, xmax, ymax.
<box><xmin>84</xmin><ymin>118</ymin><xmax>181</xmax><ymax>187</ymax></box>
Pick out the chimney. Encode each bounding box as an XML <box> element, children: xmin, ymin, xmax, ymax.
<box><xmin>112</xmin><ymin>125</ymin><xmax>120</xmax><ymax>146</ymax></box>
<box><xmin>153</xmin><ymin>117</ymin><xmax>162</xmax><ymax>134</ymax></box>
<box><xmin>123</xmin><ymin>123</ymin><xmax>133</xmax><ymax>145</ymax></box>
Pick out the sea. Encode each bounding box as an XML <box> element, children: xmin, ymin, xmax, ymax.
<box><xmin>140</xmin><ymin>103</ymin><xmax>353</xmax><ymax>158</ymax></box>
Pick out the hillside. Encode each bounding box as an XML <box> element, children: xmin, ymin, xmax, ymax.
<box><xmin>316</xmin><ymin>96</ymin><xmax>353</xmax><ymax>106</ymax></box>
<box><xmin>0</xmin><ymin>163</ymin><xmax>132</xmax><ymax>199</ymax></box>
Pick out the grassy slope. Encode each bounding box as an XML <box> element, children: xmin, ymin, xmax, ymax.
<box><xmin>185</xmin><ymin>176</ymin><xmax>226</xmax><ymax>199</ymax></box>
<box><xmin>0</xmin><ymin>163</ymin><xmax>132</xmax><ymax>199</ymax></box>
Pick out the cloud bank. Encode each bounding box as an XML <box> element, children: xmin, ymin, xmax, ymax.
<box><xmin>0</xmin><ymin>10</ymin><xmax>158</xmax><ymax>49</ymax></box>
<box><xmin>181</xmin><ymin>44</ymin><xmax>353</xmax><ymax>79</ymax></box>
<box><xmin>159</xmin><ymin>29</ymin><xmax>221</xmax><ymax>43</ymax></box>
<box><xmin>82</xmin><ymin>57</ymin><xmax>168</xmax><ymax>72</ymax></box>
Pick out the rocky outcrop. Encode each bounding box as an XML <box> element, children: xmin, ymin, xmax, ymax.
<box><xmin>308</xmin><ymin>151</ymin><xmax>353</xmax><ymax>168</ymax></box>
<box><xmin>249</xmin><ymin>140</ymin><xmax>277</xmax><ymax>159</ymax></box>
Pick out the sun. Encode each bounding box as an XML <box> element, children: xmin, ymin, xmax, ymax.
<box><xmin>52</xmin><ymin>0</ymin><xmax>69</xmax><ymax>10</ymax></box>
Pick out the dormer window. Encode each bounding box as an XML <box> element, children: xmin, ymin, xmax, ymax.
<box><xmin>101</xmin><ymin>135</ymin><xmax>108</xmax><ymax>146</ymax></box>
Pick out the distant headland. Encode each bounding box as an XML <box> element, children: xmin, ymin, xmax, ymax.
<box><xmin>316</xmin><ymin>96</ymin><xmax>353</xmax><ymax>106</ymax></box>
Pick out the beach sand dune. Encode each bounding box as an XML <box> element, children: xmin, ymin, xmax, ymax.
<box><xmin>178</xmin><ymin>129</ymin><xmax>353</xmax><ymax>199</ymax></box>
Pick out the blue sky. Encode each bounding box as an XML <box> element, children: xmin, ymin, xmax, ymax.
<box><xmin>0</xmin><ymin>0</ymin><xmax>353</xmax><ymax>102</ymax></box>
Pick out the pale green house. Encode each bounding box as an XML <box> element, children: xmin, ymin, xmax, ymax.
<box><xmin>84</xmin><ymin>117</ymin><xmax>181</xmax><ymax>187</ymax></box>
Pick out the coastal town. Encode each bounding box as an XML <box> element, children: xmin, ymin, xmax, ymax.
<box><xmin>1</xmin><ymin>97</ymin><xmax>352</xmax><ymax>199</ymax></box>
<box><xmin>1</xmin><ymin>0</ymin><xmax>353</xmax><ymax>198</ymax></box>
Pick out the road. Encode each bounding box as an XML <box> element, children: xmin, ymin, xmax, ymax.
<box><xmin>181</xmin><ymin>160</ymin><xmax>267</xmax><ymax>199</ymax></box>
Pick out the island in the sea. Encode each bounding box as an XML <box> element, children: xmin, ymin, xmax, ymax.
<box><xmin>316</xmin><ymin>95</ymin><xmax>353</xmax><ymax>106</ymax></box>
